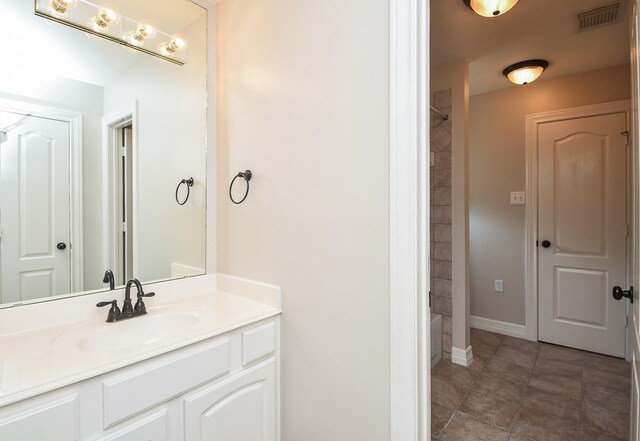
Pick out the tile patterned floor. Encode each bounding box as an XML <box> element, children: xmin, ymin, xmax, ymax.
<box><xmin>431</xmin><ymin>328</ymin><xmax>632</xmax><ymax>441</ymax></box>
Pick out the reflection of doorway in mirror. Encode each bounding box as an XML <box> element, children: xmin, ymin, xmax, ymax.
<box><xmin>103</xmin><ymin>102</ymin><xmax>138</xmax><ymax>289</ymax></box>
<box><xmin>0</xmin><ymin>112</ymin><xmax>71</xmax><ymax>303</ymax></box>
<box><xmin>118</xmin><ymin>126</ymin><xmax>134</xmax><ymax>286</ymax></box>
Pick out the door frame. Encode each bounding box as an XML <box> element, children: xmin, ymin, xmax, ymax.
<box><xmin>524</xmin><ymin>100</ymin><xmax>631</xmax><ymax>349</ymax></box>
<box><xmin>0</xmin><ymin>97</ymin><xmax>84</xmax><ymax>294</ymax></box>
<box><xmin>389</xmin><ymin>0</ymin><xmax>429</xmax><ymax>440</ymax></box>
<box><xmin>102</xmin><ymin>101</ymin><xmax>139</xmax><ymax>284</ymax></box>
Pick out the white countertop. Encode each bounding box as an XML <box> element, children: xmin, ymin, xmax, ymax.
<box><xmin>0</xmin><ymin>274</ymin><xmax>281</xmax><ymax>407</ymax></box>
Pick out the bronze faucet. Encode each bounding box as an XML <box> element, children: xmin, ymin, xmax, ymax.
<box><xmin>96</xmin><ymin>278</ymin><xmax>155</xmax><ymax>323</ymax></box>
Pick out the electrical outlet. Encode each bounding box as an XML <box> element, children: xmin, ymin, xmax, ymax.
<box><xmin>495</xmin><ymin>279</ymin><xmax>504</xmax><ymax>292</ymax></box>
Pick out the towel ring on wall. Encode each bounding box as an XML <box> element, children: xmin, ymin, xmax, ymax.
<box><xmin>229</xmin><ymin>170</ymin><xmax>252</xmax><ymax>204</ymax></box>
<box><xmin>176</xmin><ymin>177</ymin><xmax>194</xmax><ymax>206</ymax></box>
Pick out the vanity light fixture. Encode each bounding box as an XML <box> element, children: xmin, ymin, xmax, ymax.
<box><xmin>35</xmin><ymin>0</ymin><xmax>188</xmax><ymax>65</ymax></box>
<box><xmin>463</xmin><ymin>0</ymin><xmax>519</xmax><ymax>17</ymax></box>
<box><xmin>126</xmin><ymin>20</ymin><xmax>157</xmax><ymax>47</ymax></box>
<box><xmin>49</xmin><ymin>0</ymin><xmax>77</xmax><ymax>17</ymax></box>
<box><xmin>503</xmin><ymin>59</ymin><xmax>549</xmax><ymax>85</ymax></box>
<box><xmin>89</xmin><ymin>3</ymin><xmax>120</xmax><ymax>33</ymax></box>
<box><xmin>159</xmin><ymin>33</ymin><xmax>189</xmax><ymax>57</ymax></box>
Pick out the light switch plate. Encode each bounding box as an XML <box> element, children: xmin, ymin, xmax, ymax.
<box><xmin>510</xmin><ymin>191</ymin><xmax>525</xmax><ymax>205</ymax></box>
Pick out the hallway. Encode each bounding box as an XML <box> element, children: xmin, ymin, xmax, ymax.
<box><xmin>432</xmin><ymin>329</ymin><xmax>631</xmax><ymax>440</ymax></box>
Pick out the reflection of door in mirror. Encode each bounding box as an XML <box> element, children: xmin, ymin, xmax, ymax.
<box><xmin>104</xmin><ymin>108</ymin><xmax>137</xmax><ymax>289</ymax></box>
<box><xmin>0</xmin><ymin>111</ymin><xmax>71</xmax><ymax>303</ymax></box>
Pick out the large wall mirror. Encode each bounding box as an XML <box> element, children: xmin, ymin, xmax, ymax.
<box><xmin>0</xmin><ymin>0</ymin><xmax>207</xmax><ymax>308</ymax></box>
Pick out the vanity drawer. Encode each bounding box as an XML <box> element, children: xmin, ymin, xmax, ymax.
<box><xmin>103</xmin><ymin>338</ymin><xmax>230</xmax><ymax>427</ymax></box>
<box><xmin>242</xmin><ymin>320</ymin><xmax>276</xmax><ymax>366</ymax></box>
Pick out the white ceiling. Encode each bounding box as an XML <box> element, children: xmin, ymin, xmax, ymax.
<box><xmin>431</xmin><ymin>0</ymin><xmax>631</xmax><ymax>95</ymax></box>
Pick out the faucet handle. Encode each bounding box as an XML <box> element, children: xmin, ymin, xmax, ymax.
<box><xmin>96</xmin><ymin>300</ymin><xmax>121</xmax><ymax>323</ymax></box>
<box><xmin>138</xmin><ymin>291</ymin><xmax>155</xmax><ymax>298</ymax></box>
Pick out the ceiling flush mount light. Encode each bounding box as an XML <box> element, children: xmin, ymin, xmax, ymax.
<box><xmin>503</xmin><ymin>59</ymin><xmax>549</xmax><ymax>85</ymax></box>
<box><xmin>159</xmin><ymin>33</ymin><xmax>189</xmax><ymax>57</ymax></box>
<box><xmin>49</xmin><ymin>0</ymin><xmax>77</xmax><ymax>17</ymax></box>
<box><xmin>463</xmin><ymin>0</ymin><xmax>519</xmax><ymax>17</ymax></box>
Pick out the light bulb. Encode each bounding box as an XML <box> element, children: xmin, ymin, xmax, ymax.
<box><xmin>49</xmin><ymin>0</ymin><xmax>77</xmax><ymax>17</ymax></box>
<box><xmin>126</xmin><ymin>20</ymin><xmax>157</xmax><ymax>47</ymax></box>
<box><xmin>469</xmin><ymin>0</ymin><xmax>519</xmax><ymax>17</ymax></box>
<box><xmin>159</xmin><ymin>33</ymin><xmax>189</xmax><ymax>56</ymax></box>
<box><xmin>136</xmin><ymin>20</ymin><xmax>157</xmax><ymax>40</ymax></box>
<box><xmin>90</xmin><ymin>4</ymin><xmax>120</xmax><ymax>32</ymax></box>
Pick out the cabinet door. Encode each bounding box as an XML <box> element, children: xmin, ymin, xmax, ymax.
<box><xmin>184</xmin><ymin>359</ymin><xmax>276</xmax><ymax>441</ymax></box>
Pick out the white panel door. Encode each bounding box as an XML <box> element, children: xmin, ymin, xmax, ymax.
<box><xmin>538</xmin><ymin>112</ymin><xmax>628</xmax><ymax>356</ymax></box>
<box><xmin>0</xmin><ymin>112</ymin><xmax>71</xmax><ymax>303</ymax></box>
<box><xmin>184</xmin><ymin>359</ymin><xmax>277</xmax><ymax>441</ymax></box>
<box><xmin>630</xmin><ymin>1</ymin><xmax>640</xmax><ymax>437</ymax></box>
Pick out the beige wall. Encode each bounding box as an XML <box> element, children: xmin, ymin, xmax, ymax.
<box><xmin>216</xmin><ymin>0</ymin><xmax>390</xmax><ymax>439</ymax></box>
<box><xmin>469</xmin><ymin>64</ymin><xmax>631</xmax><ymax>325</ymax></box>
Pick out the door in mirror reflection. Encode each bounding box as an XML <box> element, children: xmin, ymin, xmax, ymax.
<box><xmin>0</xmin><ymin>112</ymin><xmax>71</xmax><ymax>303</ymax></box>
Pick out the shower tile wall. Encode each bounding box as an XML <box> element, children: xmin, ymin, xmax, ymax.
<box><xmin>431</xmin><ymin>88</ymin><xmax>452</xmax><ymax>360</ymax></box>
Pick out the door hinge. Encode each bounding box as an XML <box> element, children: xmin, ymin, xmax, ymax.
<box><xmin>429</xmin><ymin>290</ymin><xmax>432</xmax><ymax>308</ymax></box>
<box><xmin>120</xmin><ymin>146</ymin><xmax>126</xmax><ymax>157</ymax></box>
<box><xmin>121</xmin><ymin>222</ymin><xmax>127</xmax><ymax>233</ymax></box>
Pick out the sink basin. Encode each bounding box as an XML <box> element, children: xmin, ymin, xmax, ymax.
<box><xmin>52</xmin><ymin>307</ymin><xmax>208</xmax><ymax>353</ymax></box>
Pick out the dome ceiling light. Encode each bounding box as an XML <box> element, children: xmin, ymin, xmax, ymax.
<box><xmin>503</xmin><ymin>59</ymin><xmax>549</xmax><ymax>85</ymax></box>
<box><xmin>463</xmin><ymin>0</ymin><xmax>519</xmax><ymax>17</ymax></box>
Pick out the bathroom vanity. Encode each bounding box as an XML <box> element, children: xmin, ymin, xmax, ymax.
<box><xmin>0</xmin><ymin>274</ymin><xmax>281</xmax><ymax>440</ymax></box>
<box><xmin>0</xmin><ymin>1</ymin><xmax>278</xmax><ymax>439</ymax></box>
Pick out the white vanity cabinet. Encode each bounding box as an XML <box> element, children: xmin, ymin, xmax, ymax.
<box><xmin>0</xmin><ymin>316</ymin><xmax>280</xmax><ymax>441</ymax></box>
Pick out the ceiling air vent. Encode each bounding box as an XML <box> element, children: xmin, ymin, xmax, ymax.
<box><xmin>577</xmin><ymin>1</ymin><xmax>623</xmax><ymax>32</ymax></box>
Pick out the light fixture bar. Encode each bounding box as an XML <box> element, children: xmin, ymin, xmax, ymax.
<box><xmin>33</xmin><ymin>0</ymin><xmax>186</xmax><ymax>66</ymax></box>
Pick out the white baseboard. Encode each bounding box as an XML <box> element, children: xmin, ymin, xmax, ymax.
<box><xmin>451</xmin><ymin>345</ymin><xmax>473</xmax><ymax>367</ymax></box>
<box><xmin>470</xmin><ymin>315</ymin><xmax>527</xmax><ymax>339</ymax></box>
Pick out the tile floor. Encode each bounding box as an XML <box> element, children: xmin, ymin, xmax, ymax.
<box><xmin>431</xmin><ymin>328</ymin><xmax>632</xmax><ymax>441</ymax></box>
